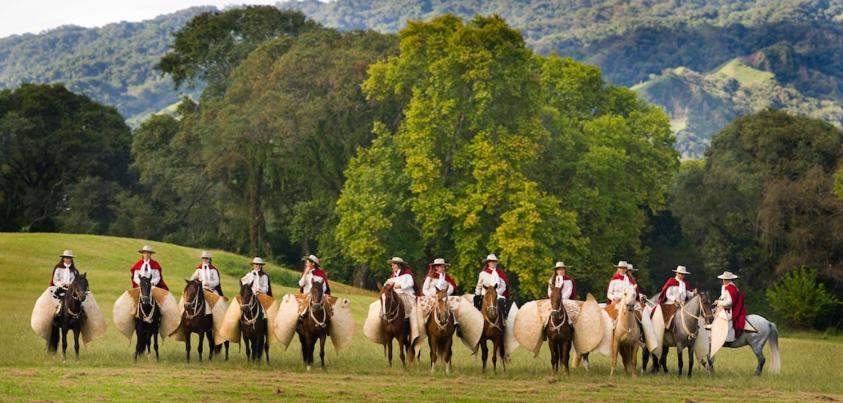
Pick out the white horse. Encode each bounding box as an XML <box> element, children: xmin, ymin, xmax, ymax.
<box><xmin>696</xmin><ymin>313</ymin><xmax>781</xmax><ymax>376</ymax></box>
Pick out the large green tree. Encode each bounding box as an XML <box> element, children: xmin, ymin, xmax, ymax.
<box><xmin>337</xmin><ymin>15</ymin><xmax>677</xmax><ymax>298</ymax></box>
<box><xmin>0</xmin><ymin>84</ymin><xmax>131</xmax><ymax>232</ymax></box>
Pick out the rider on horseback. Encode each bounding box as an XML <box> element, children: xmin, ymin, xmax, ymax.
<box><xmin>131</xmin><ymin>245</ymin><xmax>168</xmax><ymax>291</ymax></box>
<box><xmin>474</xmin><ymin>254</ymin><xmax>512</xmax><ymax>319</ymax></box>
<box><xmin>190</xmin><ymin>251</ymin><xmax>223</xmax><ymax>296</ymax></box>
<box><xmin>655</xmin><ymin>265</ymin><xmax>695</xmax><ymax>326</ymax></box>
<box><xmin>241</xmin><ymin>257</ymin><xmax>272</xmax><ymax>296</ymax></box>
<box><xmin>547</xmin><ymin>261</ymin><xmax>576</xmax><ymax>300</ymax></box>
<box><xmin>423</xmin><ymin>258</ymin><xmax>456</xmax><ymax>297</ymax></box>
<box><xmin>607</xmin><ymin>261</ymin><xmax>639</xmax><ymax>304</ymax></box>
<box><xmin>299</xmin><ymin>255</ymin><xmax>330</xmax><ymax>295</ymax></box>
<box><xmin>51</xmin><ymin>250</ymin><xmax>79</xmax><ymax>303</ymax></box>
<box><xmin>716</xmin><ymin>271</ymin><xmax>747</xmax><ymax>341</ymax></box>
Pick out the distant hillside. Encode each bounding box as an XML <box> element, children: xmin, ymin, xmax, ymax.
<box><xmin>0</xmin><ymin>7</ymin><xmax>209</xmax><ymax>126</ymax></box>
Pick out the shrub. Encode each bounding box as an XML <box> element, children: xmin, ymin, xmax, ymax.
<box><xmin>766</xmin><ymin>267</ymin><xmax>839</xmax><ymax>328</ymax></box>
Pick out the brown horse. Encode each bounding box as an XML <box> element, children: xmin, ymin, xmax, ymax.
<box><xmin>297</xmin><ymin>279</ymin><xmax>329</xmax><ymax>370</ymax></box>
<box><xmin>547</xmin><ymin>279</ymin><xmax>574</xmax><ymax>374</ymax></box>
<box><xmin>239</xmin><ymin>283</ymin><xmax>269</xmax><ymax>364</ymax></box>
<box><xmin>377</xmin><ymin>282</ymin><xmax>414</xmax><ymax>368</ymax></box>
<box><xmin>425</xmin><ymin>287</ymin><xmax>455</xmax><ymax>373</ymax></box>
<box><xmin>48</xmin><ymin>273</ymin><xmax>88</xmax><ymax>361</ymax></box>
<box><xmin>479</xmin><ymin>284</ymin><xmax>505</xmax><ymax>373</ymax></box>
<box><xmin>180</xmin><ymin>279</ymin><xmax>227</xmax><ymax>362</ymax></box>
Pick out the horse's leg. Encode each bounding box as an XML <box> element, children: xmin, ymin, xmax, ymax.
<box><xmin>319</xmin><ymin>333</ymin><xmax>326</xmax><ymax>370</ymax></box>
<box><xmin>299</xmin><ymin>332</ymin><xmax>308</xmax><ymax>368</ymax></box>
<box><xmin>661</xmin><ymin>345</ymin><xmax>669</xmax><ymax>374</ymax></box>
<box><xmin>753</xmin><ymin>340</ymin><xmax>766</xmax><ymax>376</ymax></box>
<box><xmin>387</xmin><ymin>338</ymin><xmax>393</xmax><ymax>368</ymax></box>
<box><xmin>549</xmin><ymin>335</ymin><xmax>559</xmax><ymax>373</ymax></box>
<box><xmin>198</xmin><ymin>331</ymin><xmax>205</xmax><ymax>362</ymax></box>
<box><xmin>398</xmin><ymin>334</ymin><xmax>407</xmax><ymax>368</ymax></box>
<box><xmin>225</xmin><ymin>341</ymin><xmax>229</xmax><ymax>361</ymax></box>
<box><xmin>445</xmin><ymin>331</ymin><xmax>453</xmax><ymax>375</ymax></box>
<box><xmin>480</xmin><ymin>340</ymin><xmax>488</xmax><ymax>373</ymax></box>
<box><xmin>491</xmin><ymin>337</ymin><xmax>498</xmax><ymax>374</ymax></box>
<box><xmin>677</xmin><ymin>345</ymin><xmax>684</xmax><ymax>377</ymax></box>
<box><xmin>184</xmin><ymin>328</ymin><xmax>191</xmax><ymax>362</ymax></box>
<box><xmin>73</xmin><ymin>327</ymin><xmax>80</xmax><ymax>360</ymax></box>
<box><xmin>562</xmin><ymin>333</ymin><xmax>572</xmax><ymax>375</ymax></box>
<box><xmin>264</xmin><ymin>331</ymin><xmax>270</xmax><ymax>365</ymax></box>
<box><xmin>642</xmin><ymin>347</ymin><xmax>650</xmax><ymax>374</ymax></box>
<box><xmin>687</xmin><ymin>345</ymin><xmax>694</xmax><ymax>378</ymax></box>
<box><xmin>61</xmin><ymin>327</ymin><xmax>68</xmax><ymax>361</ymax></box>
<box><xmin>610</xmin><ymin>340</ymin><xmax>619</xmax><ymax>376</ymax></box>
<box><xmin>207</xmin><ymin>329</ymin><xmax>215</xmax><ymax>361</ymax></box>
<box><xmin>429</xmin><ymin>334</ymin><xmax>436</xmax><ymax>373</ymax></box>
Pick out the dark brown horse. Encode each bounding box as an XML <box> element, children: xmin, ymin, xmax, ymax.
<box><xmin>48</xmin><ymin>273</ymin><xmax>88</xmax><ymax>361</ymax></box>
<box><xmin>479</xmin><ymin>284</ymin><xmax>505</xmax><ymax>373</ymax></box>
<box><xmin>377</xmin><ymin>282</ymin><xmax>413</xmax><ymax>367</ymax></box>
<box><xmin>239</xmin><ymin>282</ymin><xmax>269</xmax><ymax>363</ymax></box>
<box><xmin>547</xmin><ymin>279</ymin><xmax>574</xmax><ymax>374</ymax></box>
<box><xmin>180</xmin><ymin>279</ymin><xmax>227</xmax><ymax>362</ymax></box>
<box><xmin>425</xmin><ymin>287</ymin><xmax>455</xmax><ymax>373</ymax></box>
<box><xmin>297</xmin><ymin>279</ymin><xmax>329</xmax><ymax>370</ymax></box>
<box><xmin>134</xmin><ymin>275</ymin><xmax>161</xmax><ymax>362</ymax></box>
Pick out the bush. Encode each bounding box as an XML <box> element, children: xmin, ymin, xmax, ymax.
<box><xmin>766</xmin><ymin>267</ymin><xmax>839</xmax><ymax>328</ymax></box>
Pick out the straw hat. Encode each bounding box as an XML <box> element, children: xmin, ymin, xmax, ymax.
<box><xmin>304</xmin><ymin>254</ymin><xmax>320</xmax><ymax>267</ymax></box>
<box><xmin>59</xmin><ymin>250</ymin><xmax>75</xmax><ymax>258</ymax></box>
<box><xmin>615</xmin><ymin>260</ymin><xmax>628</xmax><ymax>269</ymax></box>
<box><xmin>432</xmin><ymin>258</ymin><xmax>450</xmax><ymax>266</ymax></box>
<box><xmin>200</xmin><ymin>251</ymin><xmax>212</xmax><ymax>259</ymax></box>
<box><xmin>554</xmin><ymin>261</ymin><xmax>570</xmax><ymax>270</ymax></box>
<box><xmin>627</xmin><ymin>264</ymin><xmax>638</xmax><ymax>272</ymax></box>
<box><xmin>388</xmin><ymin>257</ymin><xmax>408</xmax><ymax>266</ymax></box>
<box><xmin>717</xmin><ymin>271</ymin><xmax>738</xmax><ymax>280</ymax></box>
<box><xmin>483</xmin><ymin>254</ymin><xmax>499</xmax><ymax>264</ymax></box>
<box><xmin>251</xmin><ymin>257</ymin><xmax>266</xmax><ymax>266</ymax></box>
<box><xmin>672</xmin><ymin>265</ymin><xmax>691</xmax><ymax>275</ymax></box>
<box><xmin>138</xmin><ymin>245</ymin><xmax>155</xmax><ymax>254</ymax></box>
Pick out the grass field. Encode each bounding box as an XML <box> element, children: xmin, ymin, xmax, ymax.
<box><xmin>2</xmin><ymin>233</ymin><xmax>843</xmax><ymax>401</ymax></box>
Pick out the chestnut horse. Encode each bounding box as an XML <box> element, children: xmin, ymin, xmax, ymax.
<box><xmin>478</xmin><ymin>284</ymin><xmax>505</xmax><ymax>373</ymax></box>
<box><xmin>297</xmin><ymin>279</ymin><xmax>329</xmax><ymax>370</ymax></box>
<box><xmin>48</xmin><ymin>273</ymin><xmax>88</xmax><ymax>361</ymax></box>
<box><xmin>180</xmin><ymin>279</ymin><xmax>229</xmax><ymax>362</ymax></box>
<box><xmin>239</xmin><ymin>283</ymin><xmax>269</xmax><ymax>363</ymax></box>
<box><xmin>547</xmin><ymin>279</ymin><xmax>574</xmax><ymax>374</ymax></box>
<box><xmin>425</xmin><ymin>287</ymin><xmax>455</xmax><ymax>373</ymax></box>
<box><xmin>377</xmin><ymin>282</ymin><xmax>414</xmax><ymax>367</ymax></box>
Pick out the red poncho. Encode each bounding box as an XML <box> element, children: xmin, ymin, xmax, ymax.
<box><xmin>656</xmin><ymin>277</ymin><xmax>694</xmax><ymax>305</ymax></box>
<box><xmin>482</xmin><ymin>267</ymin><xmax>511</xmax><ymax>299</ymax></box>
<box><xmin>300</xmin><ymin>268</ymin><xmax>331</xmax><ymax>295</ymax></box>
<box><xmin>725</xmin><ymin>283</ymin><xmax>747</xmax><ymax>338</ymax></box>
<box><xmin>130</xmin><ymin>259</ymin><xmax>168</xmax><ymax>291</ymax></box>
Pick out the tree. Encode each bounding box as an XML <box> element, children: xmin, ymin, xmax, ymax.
<box><xmin>0</xmin><ymin>84</ymin><xmax>131</xmax><ymax>232</ymax></box>
<box><xmin>157</xmin><ymin>6</ymin><xmax>316</xmax><ymax>95</ymax></box>
<box><xmin>766</xmin><ymin>267</ymin><xmax>839</xmax><ymax>328</ymax></box>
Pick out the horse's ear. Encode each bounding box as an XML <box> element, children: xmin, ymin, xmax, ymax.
<box><xmin>81</xmin><ymin>272</ymin><xmax>87</xmax><ymax>278</ymax></box>
<box><xmin>376</xmin><ymin>282</ymin><xmax>383</xmax><ymax>291</ymax></box>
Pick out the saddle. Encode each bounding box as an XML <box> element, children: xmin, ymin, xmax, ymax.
<box><xmin>660</xmin><ymin>303</ymin><xmax>678</xmax><ymax>329</ymax></box>
<box><xmin>295</xmin><ymin>294</ymin><xmax>335</xmax><ymax>318</ymax></box>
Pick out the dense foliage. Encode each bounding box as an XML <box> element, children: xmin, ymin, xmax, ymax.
<box><xmin>766</xmin><ymin>267</ymin><xmax>839</xmax><ymax>328</ymax></box>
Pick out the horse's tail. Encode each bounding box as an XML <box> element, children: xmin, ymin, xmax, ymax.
<box><xmin>768</xmin><ymin>321</ymin><xmax>781</xmax><ymax>374</ymax></box>
<box><xmin>47</xmin><ymin>323</ymin><xmax>59</xmax><ymax>352</ymax></box>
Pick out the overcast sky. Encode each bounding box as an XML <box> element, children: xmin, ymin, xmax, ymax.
<box><xmin>0</xmin><ymin>1</ymin><xmax>283</xmax><ymax>38</ymax></box>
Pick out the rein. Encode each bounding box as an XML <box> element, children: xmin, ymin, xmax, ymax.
<box><xmin>308</xmin><ymin>295</ymin><xmax>328</xmax><ymax>329</ymax></box>
<box><xmin>183</xmin><ymin>285</ymin><xmax>204</xmax><ymax>320</ymax></box>
<box><xmin>63</xmin><ymin>286</ymin><xmax>86</xmax><ymax>319</ymax></box>
<box><xmin>380</xmin><ymin>291</ymin><xmax>401</xmax><ymax>323</ymax></box>
<box><xmin>137</xmin><ymin>290</ymin><xmax>157</xmax><ymax>324</ymax></box>
<box><xmin>241</xmin><ymin>294</ymin><xmax>263</xmax><ymax>327</ymax></box>
<box><xmin>483</xmin><ymin>296</ymin><xmax>502</xmax><ymax>330</ymax></box>
<box><xmin>432</xmin><ymin>296</ymin><xmax>452</xmax><ymax>331</ymax></box>
<box><xmin>548</xmin><ymin>297</ymin><xmax>568</xmax><ymax>332</ymax></box>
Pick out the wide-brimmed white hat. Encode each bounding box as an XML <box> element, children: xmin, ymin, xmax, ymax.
<box><xmin>627</xmin><ymin>264</ymin><xmax>638</xmax><ymax>272</ymax></box>
<box><xmin>251</xmin><ymin>257</ymin><xmax>266</xmax><ymax>265</ymax></box>
<box><xmin>200</xmin><ymin>251</ymin><xmax>212</xmax><ymax>259</ymax></box>
<box><xmin>673</xmin><ymin>265</ymin><xmax>691</xmax><ymax>275</ymax></box>
<box><xmin>304</xmin><ymin>254</ymin><xmax>320</xmax><ymax>266</ymax></box>
<box><xmin>432</xmin><ymin>258</ymin><xmax>450</xmax><ymax>266</ymax></box>
<box><xmin>388</xmin><ymin>257</ymin><xmax>407</xmax><ymax>266</ymax></box>
<box><xmin>59</xmin><ymin>250</ymin><xmax>75</xmax><ymax>258</ymax></box>
<box><xmin>484</xmin><ymin>254</ymin><xmax>498</xmax><ymax>263</ymax></box>
<box><xmin>615</xmin><ymin>260</ymin><xmax>628</xmax><ymax>269</ymax></box>
<box><xmin>554</xmin><ymin>261</ymin><xmax>570</xmax><ymax>269</ymax></box>
<box><xmin>138</xmin><ymin>245</ymin><xmax>155</xmax><ymax>254</ymax></box>
<box><xmin>717</xmin><ymin>271</ymin><xmax>739</xmax><ymax>280</ymax></box>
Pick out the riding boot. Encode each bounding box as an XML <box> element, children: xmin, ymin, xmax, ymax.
<box><xmin>473</xmin><ymin>294</ymin><xmax>483</xmax><ymax>311</ymax></box>
<box><xmin>498</xmin><ymin>298</ymin><xmax>511</xmax><ymax>320</ymax></box>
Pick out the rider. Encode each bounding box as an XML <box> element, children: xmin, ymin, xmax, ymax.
<box><xmin>474</xmin><ymin>254</ymin><xmax>512</xmax><ymax>319</ymax></box>
<box><xmin>546</xmin><ymin>261</ymin><xmax>576</xmax><ymax>300</ymax></box>
<box><xmin>422</xmin><ymin>258</ymin><xmax>456</xmax><ymax>297</ymax></box>
<box><xmin>716</xmin><ymin>271</ymin><xmax>747</xmax><ymax>340</ymax></box>
<box><xmin>657</xmin><ymin>265</ymin><xmax>694</xmax><ymax>305</ymax></box>
<box><xmin>606</xmin><ymin>260</ymin><xmax>638</xmax><ymax>304</ymax></box>
<box><xmin>299</xmin><ymin>254</ymin><xmax>330</xmax><ymax>295</ymax></box>
<box><xmin>189</xmin><ymin>251</ymin><xmax>223</xmax><ymax>296</ymax></box>
<box><xmin>51</xmin><ymin>250</ymin><xmax>79</xmax><ymax>300</ymax></box>
<box><xmin>131</xmin><ymin>245</ymin><xmax>168</xmax><ymax>290</ymax></box>
<box><xmin>241</xmin><ymin>257</ymin><xmax>272</xmax><ymax>297</ymax></box>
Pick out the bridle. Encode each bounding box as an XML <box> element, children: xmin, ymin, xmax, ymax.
<box><xmin>432</xmin><ymin>294</ymin><xmax>452</xmax><ymax>331</ymax></box>
<box><xmin>676</xmin><ymin>294</ymin><xmax>705</xmax><ymax>340</ymax></box>
<box><xmin>137</xmin><ymin>281</ymin><xmax>157</xmax><ymax>324</ymax></box>
<box><xmin>380</xmin><ymin>289</ymin><xmax>401</xmax><ymax>323</ymax></box>
<box><xmin>548</xmin><ymin>293</ymin><xmax>568</xmax><ymax>332</ymax></box>
<box><xmin>240</xmin><ymin>289</ymin><xmax>263</xmax><ymax>327</ymax></box>
<box><xmin>183</xmin><ymin>282</ymin><xmax>204</xmax><ymax>320</ymax></box>
<box><xmin>308</xmin><ymin>289</ymin><xmax>328</xmax><ymax>329</ymax></box>
<box><xmin>63</xmin><ymin>280</ymin><xmax>87</xmax><ymax>319</ymax></box>
<box><xmin>483</xmin><ymin>290</ymin><xmax>501</xmax><ymax>330</ymax></box>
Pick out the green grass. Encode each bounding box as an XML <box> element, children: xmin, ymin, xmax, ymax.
<box><xmin>715</xmin><ymin>59</ymin><xmax>775</xmax><ymax>86</ymax></box>
<box><xmin>2</xmin><ymin>233</ymin><xmax>843</xmax><ymax>401</ymax></box>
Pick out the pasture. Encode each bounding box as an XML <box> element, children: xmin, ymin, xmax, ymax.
<box><xmin>1</xmin><ymin>233</ymin><xmax>842</xmax><ymax>401</ymax></box>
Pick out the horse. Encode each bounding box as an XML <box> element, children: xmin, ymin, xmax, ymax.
<box><xmin>610</xmin><ymin>286</ymin><xmax>641</xmax><ymax>376</ymax></box>
<box><xmin>48</xmin><ymin>273</ymin><xmax>88</xmax><ymax>361</ymax></box>
<box><xmin>425</xmin><ymin>287</ymin><xmax>455</xmax><ymax>374</ymax></box>
<box><xmin>478</xmin><ymin>284</ymin><xmax>506</xmax><ymax>373</ymax></box>
<box><xmin>698</xmin><ymin>310</ymin><xmax>781</xmax><ymax>376</ymax></box>
<box><xmin>134</xmin><ymin>275</ymin><xmax>161</xmax><ymax>362</ymax></box>
<box><xmin>239</xmin><ymin>282</ymin><xmax>269</xmax><ymax>363</ymax></box>
<box><xmin>377</xmin><ymin>282</ymin><xmax>414</xmax><ymax>368</ymax></box>
<box><xmin>655</xmin><ymin>291</ymin><xmax>711</xmax><ymax>377</ymax></box>
<box><xmin>297</xmin><ymin>279</ymin><xmax>329</xmax><ymax>370</ymax></box>
<box><xmin>180</xmin><ymin>279</ymin><xmax>226</xmax><ymax>362</ymax></box>
<box><xmin>547</xmin><ymin>279</ymin><xmax>574</xmax><ymax>374</ymax></box>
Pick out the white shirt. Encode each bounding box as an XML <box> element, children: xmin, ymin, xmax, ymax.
<box><xmin>717</xmin><ymin>284</ymin><xmax>733</xmax><ymax>308</ymax></box>
<box><xmin>299</xmin><ymin>271</ymin><xmax>327</xmax><ymax>294</ymax></box>
<box><xmin>190</xmin><ymin>265</ymin><xmax>220</xmax><ymax>294</ymax></box>
<box><xmin>384</xmin><ymin>269</ymin><xmax>415</xmax><ymax>295</ymax></box>
<box><xmin>241</xmin><ymin>270</ymin><xmax>270</xmax><ymax>294</ymax></box>
<box><xmin>547</xmin><ymin>275</ymin><xmax>573</xmax><ymax>300</ymax></box>
<box><xmin>664</xmin><ymin>278</ymin><xmax>688</xmax><ymax>303</ymax></box>
<box><xmin>134</xmin><ymin>259</ymin><xmax>161</xmax><ymax>287</ymax></box>
<box><xmin>607</xmin><ymin>275</ymin><xmax>635</xmax><ymax>301</ymax></box>
<box><xmin>52</xmin><ymin>264</ymin><xmax>75</xmax><ymax>289</ymax></box>
<box><xmin>475</xmin><ymin>269</ymin><xmax>507</xmax><ymax>299</ymax></box>
<box><xmin>422</xmin><ymin>273</ymin><xmax>454</xmax><ymax>297</ymax></box>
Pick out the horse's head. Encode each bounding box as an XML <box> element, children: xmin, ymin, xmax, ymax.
<box><xmin>621</xmin><ymin>286</ymin><xmax>637</xmax><ymax>312</ymax></box>
<box><xmin>310</xmin><ymin>279</ymin><xmax>325</xmax><ymax>316</ymax></box>
<box><xmin>183</xmin><ymin>278</ymin><xmax>203</xmax><ymax>310</ymax></box>
<box><xmin>549</xmin><ymin>279</ymin><xmax>564</xmax><ymax>318</ymax></box>
<box><xmin>70</xmin><ymin>272</ymin><xmax>88</xmax><ymax>302</ymax></box>
<box><xmin>139</xmin><ymin>275</ymin><xmax>153</xmax><ymax>304</ymax></box>
<box><xmin>482</xmin><ymin>284</ymin><xmax>499</xmax><ymax>321</ymax></box>
<box><xmin>699</xmin><ymin>291</ymin><xmax>714</xmax><ymax>323</ymax></box>
<box><xmin>239</xmin><ymin>281</ymin><xmax>254</xmax><ymax>309</ymax></box>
